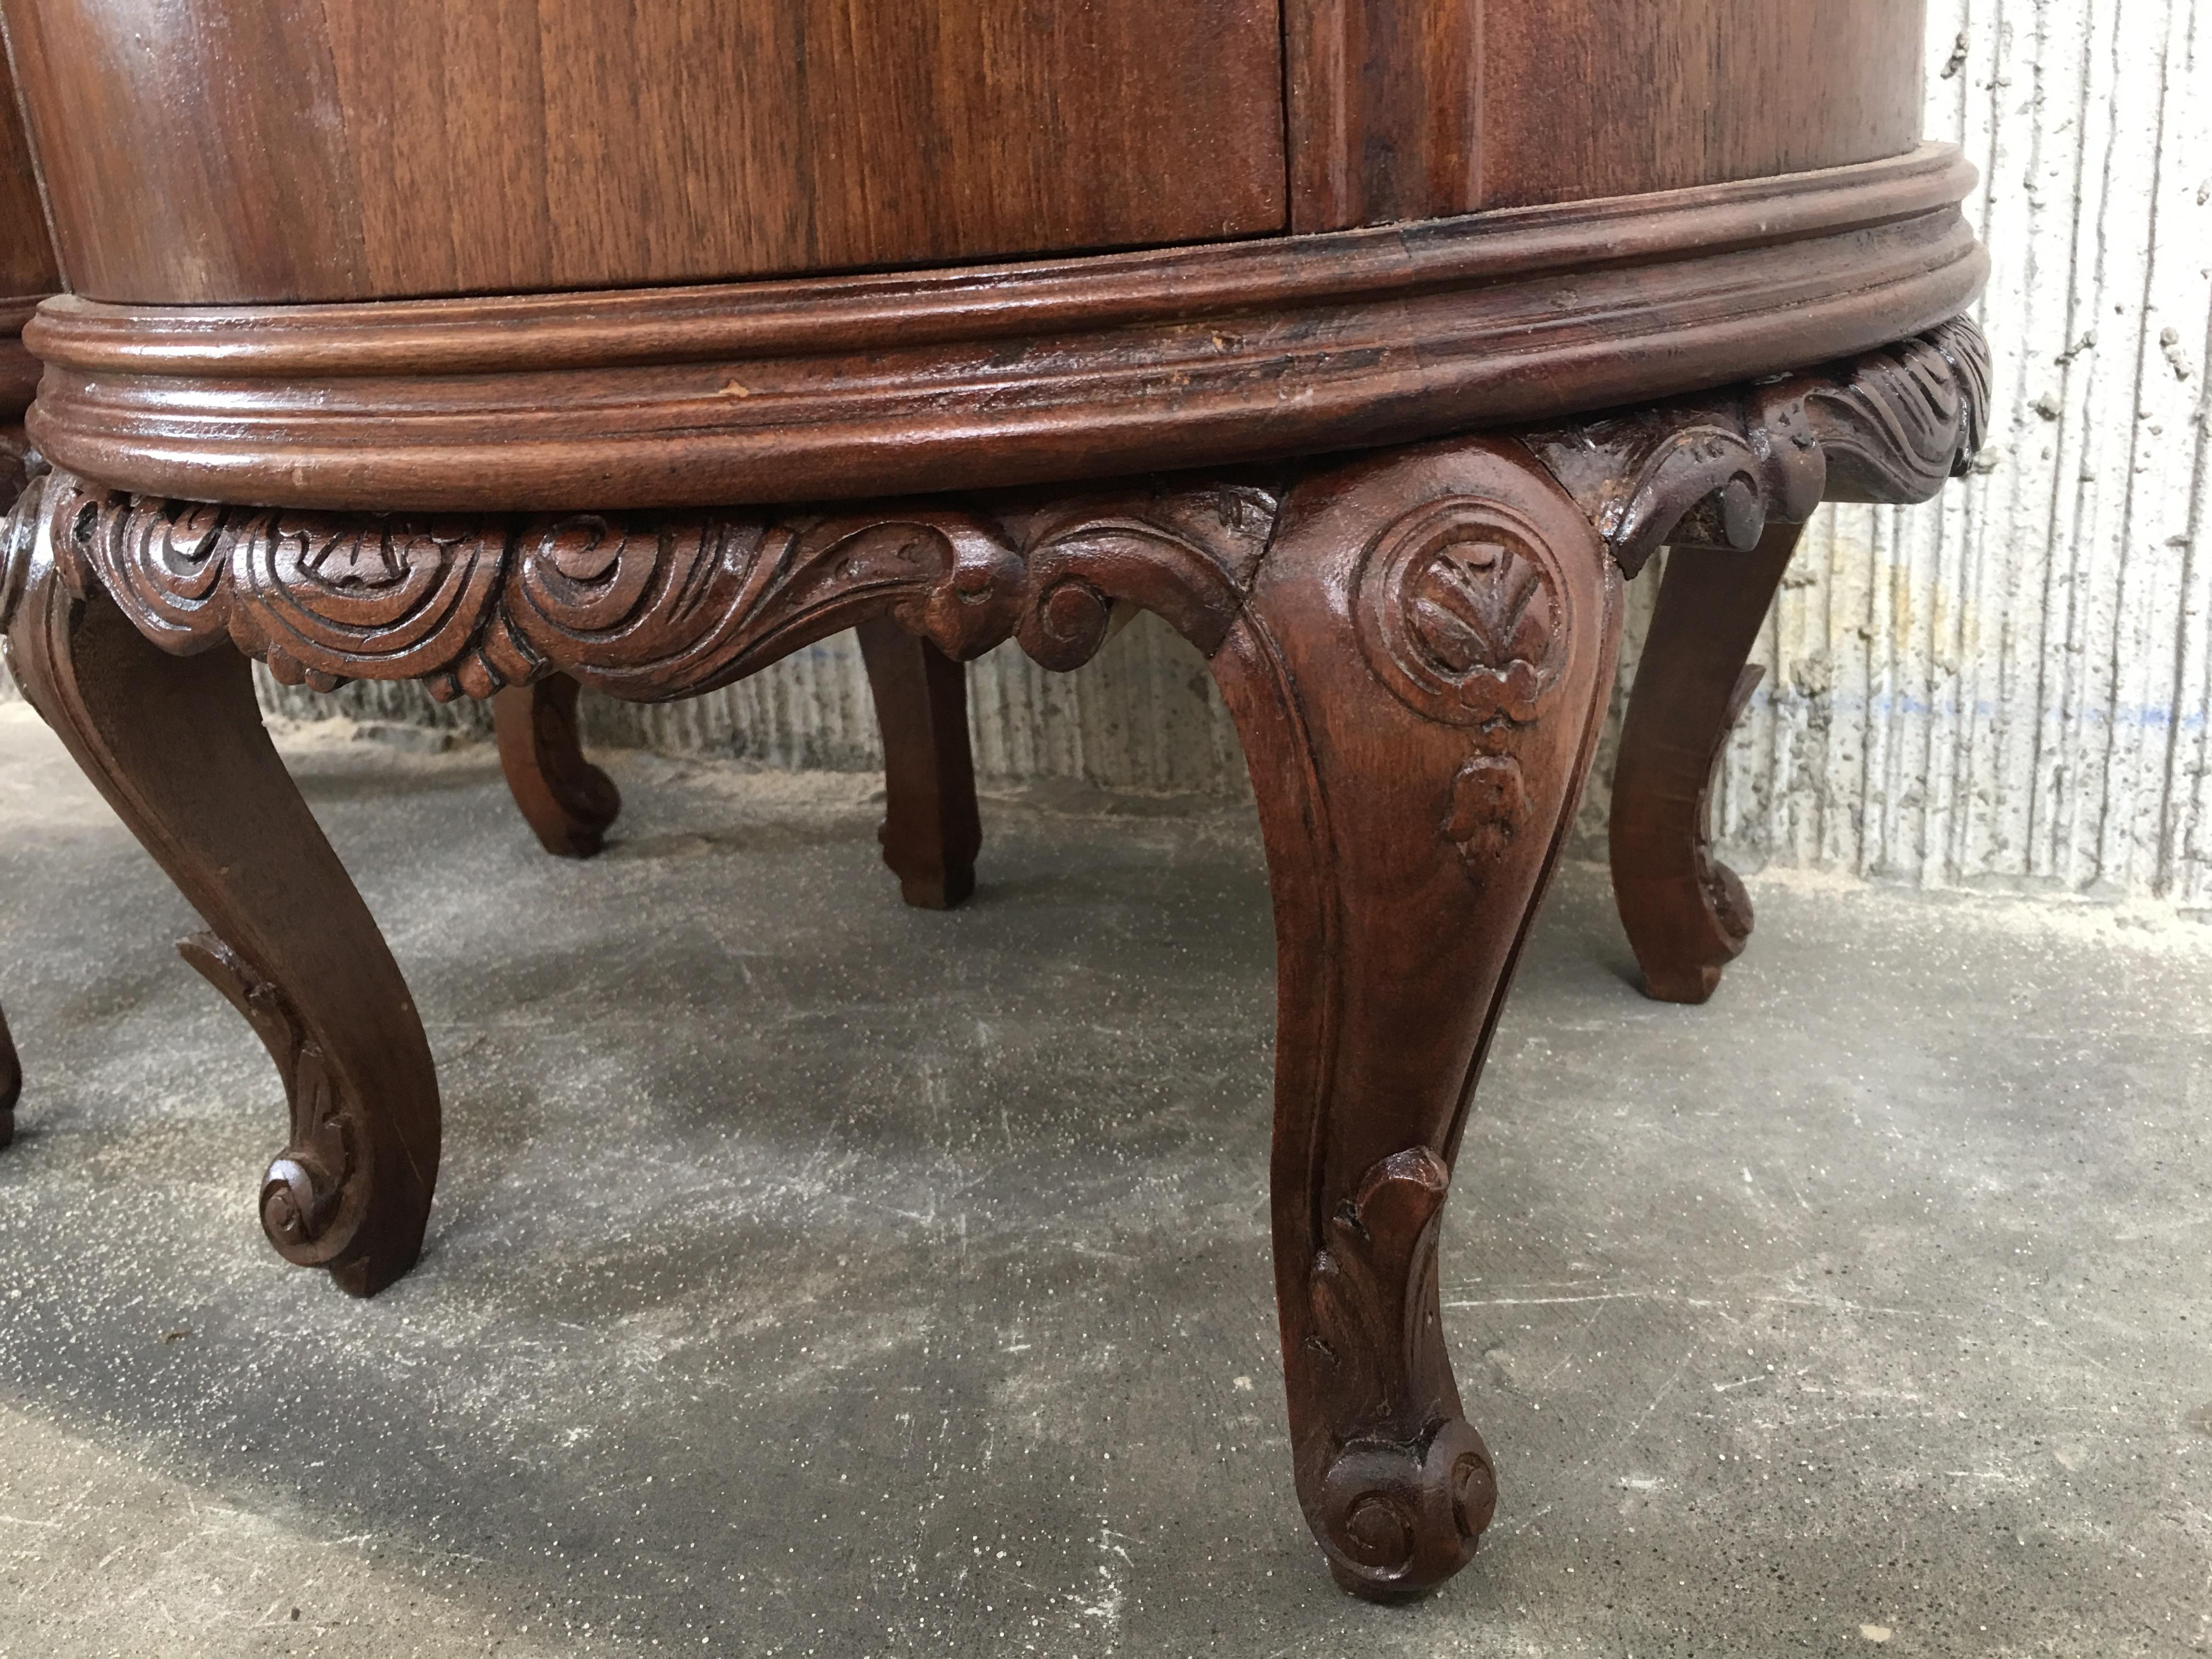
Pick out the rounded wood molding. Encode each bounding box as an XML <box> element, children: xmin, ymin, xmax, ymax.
<box><xmin>24</xmin><ymin>146</ymin><xmax>1987</xmax><ymax>513</ymax></box>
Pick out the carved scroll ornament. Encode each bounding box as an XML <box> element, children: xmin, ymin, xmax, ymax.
<box><xmin>1305</xmin><ymin>1149</ymin><xmax>1497</xmax><ymax>1594</ymax></box>
<box><xmin>1522</xmin><ymin>317</ymin><xmax>1990</xmax><ymax>576</ymax></box>
<box><xmin>10</xmin><ymin>475</ymin><xmax>1283</xmax><ymax>703</ymax></box>
<box><xmin>178</xmin><ymin>930</ymin><xmax>368</xmax><ymax>1268</ymax></box>
<box><xmin>0</xmin><ymin>320</ymin><xmax>1993</xmax><ymax>1607</ymax></box>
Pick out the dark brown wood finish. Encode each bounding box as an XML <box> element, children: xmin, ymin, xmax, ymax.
<box><xmin>1521</xmin><ymin>322</ymin><xmax>1990</xmax><ymax>581</ymax></box>
<box><xmin>1479</xmin><ymin>0</ymin><xmax>1926</xmax><ymax>210</ymax></box>
<box><xmin>0</xmin><ymin>70</ymin><xmax>55</xmax><ymax>302</ymax></box>
<box><xmin>23</xmin><ymin>146</ymin><xmax>1983</xmax><ymax>512</ymax></box>
<box><xmin>491</xmin><ymin>642</ymin><xmax>985</xmax><ymax>906</ymax></box>
<box><xmin>2</xmin><ymin>481</ymin><xmax>438</xmax><ymax>1296</ymax></box>
<box><xmin>1284</xmin><ymin>0</ymin><xmax>1485</xmax><ymax>231</ymax></box>
<box><xmin>0</xmin><ymin>308</ymin><xmax>48</xmax><ymax>421</ymax></box>
<box><xmin>1526</xmin><ymin>319</ymin><xmax>1988</xmax><ymax>995</ymax></box>
<box><xmin>3</xmin><ymin>0</ymin><xmax>1927</xmax><ymax>303</ymax></box>
<box><xmin>2</xmin><ymin>323</ymin><xmax>1988</xmax><ymax>1593</ymax></box>
<box><xmin>1220</xmin><ymin>436</ymin><xmax>1620</xmax><ymax>1594</ymax></box>
<box><xmin>0</xmin><ymin>0</ymin><xmax>1286</xmax><ymax>305</ymax></box>
<box><xmin>0</xmin><ymin>36</ymin><xmax>53</xmax><ymax>441</ymax></box>
<box><xmin>10</xmin><ymin>324</ymin><xmax>1981</xmax><ymax>707</ymax></box>
<box><xmin>1285</xmin><ymin>0</ymin><xmax>1925</xmax><ymax>229</ymax></box>
<box><xmin>856</xmin><ymin>617</ymin><xmax>982</xmax><ymax>911</ymax></box>
<box><xmin>1609</xmin><ymin>529</ymin><xmax>1801</xmax><ymax>1003</ymax></box>
<box><xmin>0</xmin><ymin>0</ymin><xmax>1987</xmax><ymax>1601</ymax></box>
<box><xmin>492</xmin><ymin>673</ymin><xmax>620</xmax><ymax>860</ymax></box>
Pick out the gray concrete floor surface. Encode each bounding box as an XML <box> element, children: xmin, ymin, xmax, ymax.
<box><xmin>0</xmin><ymin>701</ymin><xmax>2207</xmax><ymax>1657</ymax></box>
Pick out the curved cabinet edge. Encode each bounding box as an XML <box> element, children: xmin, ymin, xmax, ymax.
<box><xmin>23</xmin><ymin>148</ymin><xmax>1985</xmax><ymax>512</ymax></box>
<box><xmin>3</xmin><ymin>321</ymin><xmax>1989</xmax><ymax>714</ymax></box>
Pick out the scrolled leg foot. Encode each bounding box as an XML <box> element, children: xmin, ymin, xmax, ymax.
<box><xmin>1308</xmin><ymin>1150</ymin><xmax>1500</xmax><ymax>1596</ymax></box>
<box><xmin>1321</xmin><ymin>1418</ymin><xmax>1499</xmax><ymax>1597</ymax></box>
<box><xmin>179</xmin><ymin>932</ymin><xmax>375</xmax><ymax>1268</ymax></box>
<box><xmin>1609</xmin><ymin>526</ymin><xmax>1799</xmax><ymax>1003</ymax></box>
<box><xmin>856</xmin><ymin>615</ymin><xmax>981</xmax><ymax>909</ymax></box>
<box><xmin>494</xmin><ymin>673</ymin><xmax>621</xmax><ymax>858</ymax></box>
<box><xmin>3</xmin><ymin>483</ymin><xmax>438</xmax><ymax>1296</ymax></box>
<box><xmin>1211</xmin><ymin>438</ymin><xmax>1621</xmax><ymax>1598</ymax></box>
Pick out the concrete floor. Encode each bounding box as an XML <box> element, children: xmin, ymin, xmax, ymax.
<box><xmin>0</xmin><ymin>699</ymin><xmax>2208</xmax><ymax>1657</ymax></box>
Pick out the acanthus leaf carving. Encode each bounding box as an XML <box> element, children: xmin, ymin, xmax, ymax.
<box><xmin>1806</xmin><ymin>316</ymin><xmax>1991</xmax><ymax>505</ymax></box>
<box><xmin>1307</xmin><ymin>1148</ymin><xmax>1453</xmax><ymax>1418</ymax></box>
<box><xmin>1350</xmin><ymin>494</ymin><xmax>1576</xmax><ymax>880</ymax></box>
<box><xmin>1522</xmin><ymin>317</ymin><xmax>1992</xmax><ymax>577</ymax></box>
<box><xmin>178</xmin><ymin>931</ymin><xmax>368</xmax><ymax>1269</ymax></box>
<box><xmin>237</xmin><ymin>511</ymin><xmax>506</xmax><ymax>695</ymax></box>
<box><xmin>1305</xmin><ymin>1149</ymin><xmax>1497</xmax><ymax>1594</ymax></box>
<box><xmin>41</xmin><ymin>473</ymin><xmax>1285</xmax><ymax>704</ymax></box>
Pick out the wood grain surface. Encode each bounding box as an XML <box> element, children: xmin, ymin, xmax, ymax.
<box><xmin>0</xmin><ymin>35</ymin><xmax>56</xmax><ymax>416</ymax></box>
<box><xmin>1286</xmin><ymin>0</ymin><xmax>1926</xmax><ymax>229</ymax></box>
<box><xmin>0</xmin><ymin>0</ymin><xmax>1288</xmax><ymax>304</ymax></box>
<box><xmin>2</xmin><ymin>0</ymin><xmax>1930</xmax><ymax>299</ymax></box>
<box><xmin>1478</xmin><ymin>0</ymin><xmax>1926</xmax><ymax>209</ymax></box>
<box><xmin>0</xmin><ymin>56</ymin><xmax>54</xmax><ymax>301</ymax></box>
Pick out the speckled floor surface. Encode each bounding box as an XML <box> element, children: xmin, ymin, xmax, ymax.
<box><xmin>0</xmin><ymin>699</ymin><xmax>2208</xmax><ymax>1657</ymax></box>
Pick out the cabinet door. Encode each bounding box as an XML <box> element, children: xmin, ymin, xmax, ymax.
<box><xmin>4</xmin><ymin>0</ymin><xmax>1288</xmax><ymax>304</ymax></box>
<box><xmin>1476</xmin><ymin>0</ymin><xmax>1926</xmax><ymax>209</ymax></box>
<box><xmin>1286</xmin><ymin>0</ymin><xmax>1926</xmax><ymax>229</ymax></box>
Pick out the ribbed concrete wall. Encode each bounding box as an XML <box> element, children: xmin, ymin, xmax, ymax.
<box><xmin>1724</xmin><ymin>0</ymin><xmax>2212</xmax><ymax>905</ymax></box>
<box><xmin>14</xmin><ymin>3</ymin><xmax>2209</xmax><ymax>900</ymax></box>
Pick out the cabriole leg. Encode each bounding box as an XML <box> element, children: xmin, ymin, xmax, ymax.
<box><xmin>856</xmin><ymin>615</ymin><xmax>982</xmax><ymax>910</ymax></box>
<box><xmin>493</xmin><ymin>672</ymin><xmax>622</xmax><ymax>859</ymax></box>
<box><xmin>5</xmin><ymin>543</ymin><xmax>439</xmax><ymax>1297</ymax></box>
<box><xmin>1609</xmin><ymin>525</ymin><xmax>1799</xmax><ymax>1003</ymax></box>
<box><xmin>1211</xmin><ymin>438</ymin><xmax>1621</xmax><ymax>1598</ymax></box>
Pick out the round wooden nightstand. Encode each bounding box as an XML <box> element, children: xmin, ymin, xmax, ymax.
<box><xmin>0</xmin><ymin>0</ymin><xmax>1985</xmax><ymax>1599</ymax></box>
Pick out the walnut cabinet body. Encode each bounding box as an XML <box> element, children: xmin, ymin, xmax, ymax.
<box><xmin>0</xmin><ymin>0</ymin><xmax>1987</xmax><ymax>1601</ymax></box>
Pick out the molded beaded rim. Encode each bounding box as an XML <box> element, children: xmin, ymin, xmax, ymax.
<box><xmin>23</xmin><ymin>146</ymin><xmax>1983</xmax><ymax>513</ymax></box>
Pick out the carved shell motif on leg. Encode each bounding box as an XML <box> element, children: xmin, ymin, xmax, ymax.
<box><xmin>1351</xmin><ymin>494</ymin><xmax>1571</xmax><ymax>871</ymax></box>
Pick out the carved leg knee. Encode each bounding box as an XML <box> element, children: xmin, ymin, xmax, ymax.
<box><xmin>3</xmin><ymin>481</ymin><xmax>439</xmax><ymax>1295</ymax></box>
<box><xmin>1212</xmin><ymin>438</ymin><xmax>1621</xmax><ymax>1598</ymax></box>
<box><xmin>1609</xmin><ymin>527</ymin><xmax>1798</xmax><ymax>1002</ymax></box>
<box><xmin>494</xmin><ymin>673</ymin><xmax>621</xmax><ymax>858</ymax></box>
<box><xmin>856</xmin><ymin>615</ymin><xmax>981</xmax><ymax>909</ymax></box>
